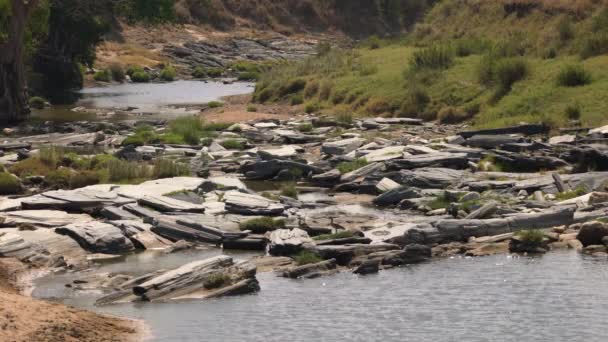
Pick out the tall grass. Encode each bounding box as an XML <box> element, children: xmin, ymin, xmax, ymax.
<box><xmin>409</xmin><ymin>44</ymin><xmax>454</xmax><ymax>71</ymax></box>
<box><xmin>152</xmin><ymin>159</ymin><xmax>191</xmax><ymax>178</ymax></box>
<box><xmin>556</xmin><ymin>64</ymin><xmax>592</xmax><ymax>87</ymax></box>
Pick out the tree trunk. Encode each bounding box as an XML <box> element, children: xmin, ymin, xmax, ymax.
<box><xmin>0</xmin><ymin>0</ymin><xmax>39</xmax><ymax>123</ymax></box>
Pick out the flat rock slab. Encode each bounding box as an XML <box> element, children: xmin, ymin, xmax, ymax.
<box><xmin>340</xmin><ymin>162</ymin><xmax>384</xmax><ymax>183</ymax></box>
<box><xmin>359</xmin><ymin>146</ymin><xmax>406</xmax><ymax>162</ymax></box>
<box><xmin>322</xmin><ymin>138</ymin><xmax>365</xmax><ymax>156</ymax></box>
<box><xmin>387</xmin><ymin>153</ymin><xmax>469</xmax><ymax>170</ymax></box>
<box><xmin>223</xmin><ymin>191</ymin><xmax>285</xmax><ymax>215</ymax></box>
<box><xmin>116</xmin><ymin>177</ymin><xmax>207</xmax><ymax>199</ymax></box>
<box><xmin>8</xmin><ymin>228</ymin><xmax>89</xmax><ymax>266</ymax></box>
<box><xmin>109</xmin><ymin>220</ymin><xmax>172</xmax><ymax>250</ymax></box>
<box><xmin>139</xmin><ymin>195</ymin><xmax>206</xmax><ymax>213</ymax></box>
<box><xmin>257</xmin><ymin>145</ymin><xmax>302</xmax><ymax>160</ymax></box>
<box><xmin>56</xmin><ymin>222</ymin><xmax>134</xmax><ymax>254</ymax></box>
<box><xmin>0</xmin><ymin>210</ymin><xmax>94</xmax><ymax>228</ymax></box>
<box><xmin>268</xmin><ymin>228</ymin><xmax>314</xmax><ymax>256</ymax></box>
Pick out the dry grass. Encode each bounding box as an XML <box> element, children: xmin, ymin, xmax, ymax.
<box><xmin>95</xmin><ymin>42</ymin><xmax>167</xmax><ymax>69</ymax></box>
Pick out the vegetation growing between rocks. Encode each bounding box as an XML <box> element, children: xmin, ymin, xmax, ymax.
<box><xmin>292</xmin><ymin>250</ymin><xmax>323</xmax><ymax>266</ymax></box>
<box><xmin>239</xmin><ymin>217</ymin><xmax>286</xmax><ymax>234</ymax></box>
<box><xmin>313</xmin><ymin>230</ymin><xmax>356</xmax><ymax>241</ymax></box>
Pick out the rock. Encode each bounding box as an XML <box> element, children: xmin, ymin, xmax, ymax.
<box><xmin>321</xmin><ymin>138</ymin><xmax>364</xmax><ymax>156</ymax></box>
<box><xmin>353</xmin><ymin>259</ymin><xmax>380</xmax><ymax>275</ymax></box>
<box><xmin>56</xmin><ymin>222</ymin><xmax>134</xmax><ymax>254</ymax></box>
<box><xmin>281</xmin><ymin>259</ymin><xmax>337</xmax><ymax>279</ymax></box>
<box><xmin>138</xmin><ymin>195</ymin><xmax>206</xmax><ymax>213</ymax></box>
<box><xmin>311</xmin><ymin>169</ymin><xmax>341</xmax><ymax>186</ymax></box>
<box><xmin>401</xmin><ymin>243</ymin><xmax>432</xmax><ymax>263</ymax></box>
<box><xmin>0</xmin><ymin>210</ymin><xmax>94</xmax><ymax>228</ymax></box>
<box><xmin>549</xmin><ymin>135</ymin><xmax>576</xmax><ymax>145</ymax></box>
<box><xmin>240</xmin><ymin>159</ymin><xmax>322</xmax><ymax>180</ymax></box>
<box><xmin>359</xmin><ymin>146</ymin><xmax>406</xmax><ymax>162</ymax></box>
<box><xmin>313</xmin><ymin>243</ymin><xmax>400</xmax><ymax>265</ymax></box>
<box><xmin>460</xmin><ymin>192</ymin><xmax>481</xmax><ymax>202</ymax></box>
<box><xmin>576</xmin><ymin>221</ymin><xmax>608</xmax><ymax>246</ymax></box>
<box><xmin>258</xmin><ymin>145</ymin><xmax>301</xmax><ymax>160</ymax></box>
<box><xmin>267</xmin><ymin>228</ymin><xmax>314</xmax><ymax>256</ymax></box>
<box><xmin>340</xmin><ymin>162</ymin><xmax>384</xmax><ymax>183</ymax></box>
<box><xmin>582</xmin><ymin>245</ymin><xmax>608</xmax><ymax>255</ymax></box>
<box><xmin>373</xmin><ymin>186</ymin><xmax>420</xmax><ymax>206</ymax></box>
<box><xmin>459</xmin><ymin>124</ymin><xmax>548</xmax><ymax>139</ymax></box>
<box><xmin>376</xmin><ymin>178</ymin><xmax>401</xmax><ymax>193</ymax></box>
<box><xmin>223</xmin><ymin>191</ymin><xmax>285</xmax><ymax>215</ymax></box>
<box><xmin>397</xmin><ymin>168</ymin><xmax>465</xmax><ymax>189</ymax></box>
<box><xmin>199</xmin><ymin>176</ymin><xmax>246</xmax><ymax>192</ymax></box>
<box><xmin>387</xmin><ymin>153</ymin><xmax>469</xmax><ymax>170</ymax></box>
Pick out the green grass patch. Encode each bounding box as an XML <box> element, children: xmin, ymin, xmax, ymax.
<box><xmin>313</xmin><ymin>230</ymin><xmax>355</xmax><ymax>241</ymax></box>
<box><xmin>203</xmin><ymin>273</ymin><xmax>231</xmax><ymax>289</ymax></box>
<box><xmin>337</xmin><ymin>158</ymin><xmax>368</xmax><ymax>174</ymax></box>
<box><xmin>220</xmin><ymin>139</ymin><xmax>246</xmax><ymax>150</ymax></box>
<box><xmin>555</xmin><ymin>186</ymin><xmax>588</xmax><ymax>201</ymax></box>
<box><xmin>208</xmin><ymin>101</ymin><xmax>223</xmax><ymax>108</ymax></box>
<box><xmin>239</xmin><ymin>217</ymin><xmax>286</xmax><ymax>234</ymax></box>
<box><xmin>556</xmin><ymin>64</ymin><xmax>592</xmax><ymax>87</ymax></box>
<box><xmin>280</xmin><ymin>183</ymin><xmax>299</xmax><ymax>199</ymax></box>
<box><xmin>0</xmin><ymin>173</ymin><xmax>22</xmax><ymax>195</ymax></box>
<box><xmin>292</xmin><ymin>250</ymin><xmax>323</xmax><ymax>266</ymax></box>
<box><xmin>159</xmin><ymin>65</ymin><xmax>176</xmax><ymax>81</ymax></box>
<box><xmin>514</xmin><ymin>230</ymin><xmax>545</xmax><ymax>244</ymax></box>
<box><xmin>93</xmin><ymin>70</ymin><xmax>111</xmax><ymax>82</ymax></box>
<box><xmin>28</xmin><ymin>96</ymin><xmax>46</xmax><ymax>109</ymax></box>
<box><xmin>426</xmin><ymin>194</ymin><xmax>451</xmax><ymax>210</ymax></box>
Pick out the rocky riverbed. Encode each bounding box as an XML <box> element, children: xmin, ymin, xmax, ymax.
<box><xmin>2</xmin><ymin>108</ymin><xmax>608</xmax><ymax>335</ymax></box>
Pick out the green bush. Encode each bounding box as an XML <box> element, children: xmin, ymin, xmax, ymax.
<box><xmin>237</xmin><ymin>71</ymin><xmax>260</xmax><ymax>81</ymax></box>
<box><xmin>319</xmin><ymin>81</ymin><xmax>333</xmax><ymax>101</ymax></box>
<box><xmin>126</xmin><ymin>65</ymin><xmax>144</xmax><ymax>77</ymax></box>
<box><xmin>580</xmin><ymin>32</ymin><xmax>608</xmax><ymax>59</ymax></box>
<box><xmin>109</xmin><ymin>63</ymin><xmax>125</xmax><ymax>82</ymax></box>
<box><xmin>122</xmin><ymin>125</ymin><xmax>158</xmax><ymax>146</ymax></box>
<box><xmin>335</xmin><ymin>111</ymin><xmax>354</xmax><ymax>126</ymax></box>
<box><xmin>293</xmin><ymin>250</ymin><xmax>323</xmax><ymax>266</ymax></box>
<box><xmin>93</xmin><ymin>70</ymin><xmax>111</xmax><ymax>82</ymax></box>
<box><xmin>208</xmin><ymin>101</ymin><xmax>223</xmax><ymax>108</ymax></box>
<box><xmin>316</xmin><ymin>41</ymin><xmax>332</xmax><ymax>56</ymax></box>
<box><xmin>565</xmin><ymin>103</ymin><xmax>582</xmax><ymax>121</ymax></box>
<box><xmin>168</xmin><ymin>117</ymin><xmax>205</xmax><ymax>145</ymax></box>
<box><xmin>159</xmin><ymin>65</ymin><xmax>176</xmax><ymax>81</ymax></box>
<box><xmin>9</xmin><ymin>158</ymin><xmax>51</xmax><ymax>177</ymax></box>
<box><xmin>304</xmin><ymin>101</ymin><xmax>320</xmax><ymax>114</ymax></box>
<box><xmin>192</xmin><ymin>66</ymin><xmax>207</xmax><ymax>78</ymax></box>
<box><xmin>45</xmin><ymin>169</ymin><xmax>72</xmax><ymax>188</ymax></box>
<box><xmin>337</xmin><ymin>158</ymin><xmax>368</xmax><ymax>174</ymax></box>
<box><xmin>555</xmin><ymin>185</ymin><xmax>587</xmax><ymax>201</ymax></box>
<box><xmin>556</xmin><ymin>65</ymin><xmax>592</xmax><ymax>87</ymax></box>
<box><xmin>304</xmin><ymin>80</ymin><xmax>320</xmax><ymax>98</ymax></box>
<box><xmin>206</xmin><ymin>67</ymin><xmax>224</xmax><ymax>78</ymax></box>
<box><xmin>239</xmin><ymin>217</ymin><xmax>286</xmax><ymax>234</ymax></box>
<box><xmin>279</xmin><ymin>78</ymin><xmax>307</xmax><ymax>96</ymax></box>
<box><xmin>131</xmin><ymin>71</ymin><xmax>151</xmax><ymax>83</ymax></box>
<box><xmin>28</xmin><ymin>96</ymin><xmax>47</xmax><ymax>109</ymax></box>
<box><xmin>491</xmin><ymin>57</ymin><xmax>529</xmax><ymax>101</ymax></box>
<box><xmin>290</xmin><ymin>94</ymin><xmax>304</xmax><ymax>105</ymax></box>
<box><xmin>0</xmin><ymin>173</ymin><xmax>22</xmax><ymax>195</ymax></box>
<box><xmin>280</xmin><ymin>183</ymin><xmax>299</xmax><ymax>199</ymax></box>
<box><xmin>399</xmin><ymin>88</ymin><xmax>430</xmax><ymax>118</ymax></box>
<box><xmin>410</xmin><ymin>44</ymin><xmax>454</xmax><ymax>71</ymax></box>
<box><xmin>153</xmin><ymin>159</ymin><xmax>191</xmax><ymax>178</ymax></box>
<box><xmin>298</xmin><ymin>123</ymin><xmax>313</xmax><ymax>132</ymax></box>
<box><xmin>364</xmin><ymin>35</ymin><xmax>382</xmax><ymax>50</ymax></box>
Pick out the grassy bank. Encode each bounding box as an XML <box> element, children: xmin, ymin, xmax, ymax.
<box><xmin>253</xmin><ymin>1</ymin><xmax>608</xmax><ymax>129</ymax></box>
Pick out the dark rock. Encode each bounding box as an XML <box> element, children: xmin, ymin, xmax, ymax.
<box><xmin>353</xmin><ymin>259</ymin><xmax>380</xmax><ymax>275</ymax></box>
<box><xmin>576</xmin><ymin>221</ymin><xmax>608</xmax><ymax>247</ymax></box>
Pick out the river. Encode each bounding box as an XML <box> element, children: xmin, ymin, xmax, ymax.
<box><xmin>33</xmin><ymin>250</ymin><xmax>608</xmax><ymax>342</ymax></box>
<box><xmin>31</xmin><ymin>80</ymin><xmax>254</xmax><ymax>122</ymax></box>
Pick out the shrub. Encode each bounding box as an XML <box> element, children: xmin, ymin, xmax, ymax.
<box><xmin>304</xmin><ymin>80</ymin><xmax>319</xmax><ymax>98</ymax></box>
<box><xmin>126</xmin><ymin>65</ymin><xmax>143</xmax><ymax>77</ymax></box>
<box><xmin>514</xmin><ymin>230</ymin><xmax>545</xmax><ymax>244</ymax></box>
<box><xmin>28</xmin><ymin>96</ymin><xmax>46</xmax><ymax>109</ymax></box>
<box><xmin>291</xmin><ymin>94</ymin><xmax>304</xmax><ymax>105</ymax></box>
<box><xmin>246</xmin><ymin>104</ymin><xmax>258</xmax><ymax>112</ymax></box>
<box><xmin>292</xmin><ymin>250</ymin><xmax>323</xmax><ymax>265</ymax></box>
<box><xmin>131</xmin><ymin>71</ymin><xmax>151</xmax><ymax>83</ymax></box>
<box><xmin>364</xmin><ymin>97</ymin><xmax>391</xmax><ymax>115</ymax></box>
<box><xmin>122</xmin><ymin>125</ymin><xmax>158</xmax><ymax>146</ymax></box>
<box><xmin>565</xmin><ymin>103</ymin><xmax>582</xmax><ymax>121</ymax></box>
<box><xmin>45</xmin><ymin>169</ymin><xmax>72</xmax><ymax>188</ymax></box>
<box><xmin>220</xmin><ymin>139</ymin><xmax>246</xmax><ymax>150</ymax></box>
<box><xmin>279</xmin><ymin>78</ymin><xmax>307</xmax><ymax>96</ymax></box>
<box><xmin>9</xmin><ymin>158</ymin><xmax>51</xmax><ymax>177</ymax></box>
<box><xmin>203</xmin><ymin>273</ymin><xmax>231</xmax><ymax>289</ymax></box>
<box><xmin>160</xmin><ymin>65</ymin><xmax>176</xmax><ymax>81</ymax></box>
<box><xmin>298</xmin><ymin>123</ymin><xmax>313</xmax><ymax>132</ymax></box>
<box><xmin>330</xmin><ymin>89</ymin><xmax>347</xmax><ymax>104</ymax></box>
<box><xmin>109</xmin><ymin>63</ymin><xmax>125</xmax><ymax>82</ymax></box>
<box><xmin>208</xmin><ymin>101</ymin><xmax>223</xmax><ymax>108</ymax></box>
<box><xmin>69</xmin><ymin>170</ymin><xmax>101</xmax><ymax>189</ymax></box>
<box><xmin>168</xmin><ymin>117</ymin><xmax>205</xmax><ymax>145</ymax></box>
<box><xmin>93</xmin><ymin>70</ymin><xmax>111</xmax><ymax>82</ymax></box>
<box><xmin>153</xmin><ymin>159</ymin><xmax>191</xmax><ymax>178</ymax></box>
<box><xmin>337</xmin><ymin>158</ymin><xmax>368</xmax><ymax>174</ymax></box>
<box><xmin>437</xmin><ymin>106</ymin><xmax>469</xmax><ymax>124</ymax></box>
<box><xmin>491</xmin><ymin>57</ymin><xmax>529</xmax><ymax>101</ymax></box>
<box><xmin>280</xmin><ymin>183</ymin><xmax>299</xmax><ymax>199</ymax></box>
<box><xmin>304</xmin><ymin>101</ymin><xmax>320</xmax><ymax>114</ymax></box>
<box><xmin>0</xmin><ymin>173</ymin><xmax>22</xmax><ymax>195</ymax></box>
<box><xmin>556</xmin><ymin>65</ymin><xmax>592</xmax><ymax>87</ymax></box>
<box><xmin>237</xmin><ymin>72</ymin><xmax>260</xmax><ymax>81</ymax></box>
<box><xmin>313</xmin><ymin>230</ymin><xmax>355</xmax><ymax>241</ymax></box>
<box><xmin>319</xmin><ymin>81</ymin><xmax>333</xmax><ymax>100</ymax></box>
<box><xmin>239</xmin><ymin>217</ymin><xmax>286</xmax><ymax>233</ymax></box>
<box><xmin>192</xmin><ymin>66</ymin><xmax>207</xmax><ymax>78</ymax></box>
<box><xmin>410</xmin><ymin>45</ymin><xmax>454</xmax><ymax>71</ymax></box>
<box><xmin>335</xmin><ymin>111</ymin><xmax>354</xmax><ymax>126</ymax></box>
<box><xmin>400</xmin><ymin>88</ymin><xmax>430</xmax><ymax>118</ymax></box>
<box><xmin>579</xmin><ymin>32</ymin><xmax>608</xmax><ymax>59</ymax></box>
<box><xmin>206</xmin><ymin>67</ymin><xmax>224</xmax><ymax>78</ymax></box>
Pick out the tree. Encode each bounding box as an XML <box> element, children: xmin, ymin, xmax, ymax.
<box><xmin>0</xmin><ymin>0</ymin><xmax>40</xmax><ymax>123</ymax></box>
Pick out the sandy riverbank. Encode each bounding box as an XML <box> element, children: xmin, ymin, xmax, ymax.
<box><xmin>0</xmin><ymin>258</ymin><xmax>147</xmax><ymax>342</ymax></box>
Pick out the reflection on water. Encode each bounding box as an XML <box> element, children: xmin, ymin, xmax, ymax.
<box><xmin>34</xmin><ymin>251</ymin><xmax>608</xmax><ymax>342</ymax></box>
<box><xmin>31</xmin><ymin>81</ymin><xmax>254</xmax><ymax>122</ymax></box>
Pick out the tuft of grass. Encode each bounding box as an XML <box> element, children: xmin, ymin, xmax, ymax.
<box><xmin>335</xmin><ymin>111</ymin><xmax>354</xmax><ymax>125</ymax></box>
<box><xmin>555</xmin><ymin>185</ymin><xmax>588</xmax><ymax>201</ymax></box>
<box><xmin>280</xmin><ymin>183</ymin><xmax>299</xmax><ymax>199</ymax></box>
<box><xmin>426</xmin><ymin>193</ymin><xmax>451</xmax><ymax>210</ymax></box>
<box><xmin>409</xmin><ymin>44</ymin><xmax>454</xmax><ymax>71</ymax></box>
<box><xmin>203</xmin><ymin>273</ymin><xmax>231</xmax><ymax>289</ymax></box>
<box><xmin>237</xmin><ymin>71</ymin><xmax>260</xmax><ymax>81</ymax></box>
<box><xmin>298</xmin><ymin>123</ymin><xmax>313</xmax><ymax>133</ymax></box>
<box><xmin>514</xmin><ymin>230</ymin><xmax>545</xmax><ymax>244</ymax></box>
<box><xmin>9</xmin><ymin>158</ymin><xmax>52</xmax><ymax>177</ymax></box>
<box><xmin>192</xmin><ymin>66</ymin><xmax>207</xmax><ymax>78</ymax></box>
<box><xmin>109</xmin><ymin>63</ymin><xmax>126</xmax><ymax>82</ymax></box>
<box><xmin>337</xmin><ymin>158</ymin><xmax>368</xmax><ymax>174</ymax></box>
<box><xmin>304</xmin><ymin>101</ymin><xmax>321</xmax><ymax>114</ymax></box>
<box><xmin>580</xmin><ymin>32</ymin><xmax>608</xmax><ymax>59</ymax></box>
<box><xmin>206</xmin><ymin>67</ymin><xmax>224</xmax><ymax>78</ymax></box>
<box><xmin>565</xmin><ymin>103</ymin><xmax>582</xmax><ymax>121</ymax></box>
<box><xmin>556</xmin><ymin>65</ymin><xmax>592</xmax><ymax>87</ymax></box>
<box><xmin>131</xmin><ymin>71</ymin><xmax>151</xmax><ymax>83</ymax></box>
<box><xmin>167</xmin><ymin>117</ymin><xmax>206</xmax><ymax>145</ymax></box>
<box><xmin>107</xmin><ymin>159</ymin><xmax>151</xmax><ymax>183</ymax></box>
<box><xmin>313</xmin><ymin>230</ymin><xmax>355</xmax><ymax>241</ymax></box>
<box><xmin>153</xmin><ymin>159</ymin><xmax>191</xmax><ymax>178</ymax></box>
<box><xmin>292</xmin><ymin>250</ymin><xmax>323</xmax><ymax>266</ymax></box>
<box><xmin>220</xmin><ymin>139</ymin><xmax>246</xmax><ymax>150</ymax></box>
<box><xmin>0</xmin><ymin>173</ymin><xmax>22</xmax><ymax>195</ymax></box>
<box><xmin>246</xmin><ymin>104</ymin><xmax>258</xmax><ymax>112</ymax></box>
<box><xmin>122</xmin><ymin>125</ymin><xmax>159</xmax><ymax>146</ymax></box>
<box><xmin>239</xmin><ymin>217</ymin><xmax>286</xmax><ymax>234</ymax></box>
<box><xmin>93</xmin><ymin>70</ymin><xmax>111</xmax><ymax>82</ymax></box>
